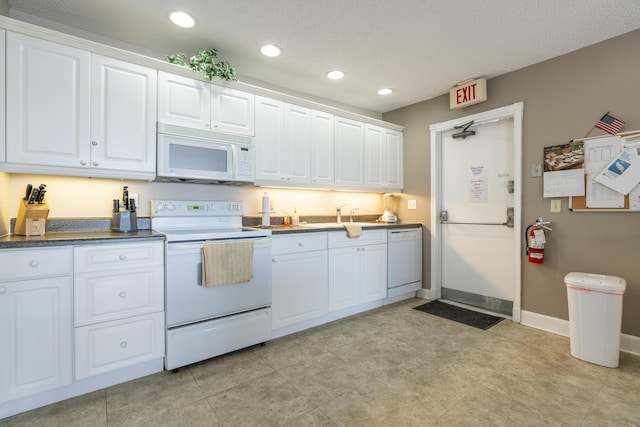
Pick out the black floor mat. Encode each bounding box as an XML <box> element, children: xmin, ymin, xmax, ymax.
<box><xmin>413</xmin><ymin>300</ymin><xmax>504</xmax><ymax>330</ymax></box>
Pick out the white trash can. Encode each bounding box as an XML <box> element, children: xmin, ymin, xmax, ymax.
<box><xmin>565</xmin><ymin>272</ymin><xmax>626</xmax><ymax>368</ymax></box>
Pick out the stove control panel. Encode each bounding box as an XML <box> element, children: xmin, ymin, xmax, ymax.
<box><xmin>151</xmin><ymin>200</ymin><xmax>244</xmax><ymax>217</ymax></box>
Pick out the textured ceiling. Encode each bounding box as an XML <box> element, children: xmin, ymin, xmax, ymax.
<box><xmin>8</xmin><ymin>0</ymin><xmax>640</xmax><ymax>114</ymax></box>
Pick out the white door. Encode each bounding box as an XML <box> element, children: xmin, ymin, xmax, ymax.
<box><xmin>211</xmin><ymin>86</ymin><xmax>255</xmax><ymax>136</ymax></box>
<box><xmin>430</xmin><ymin>103</ymin><xmax>523</xmax><ymax>320</ymax></box>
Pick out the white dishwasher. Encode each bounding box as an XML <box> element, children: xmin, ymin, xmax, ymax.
<box><xmin>387</xmin><ymin>227</ymin><xmax>422</xmax><ymax>299</ymax></box>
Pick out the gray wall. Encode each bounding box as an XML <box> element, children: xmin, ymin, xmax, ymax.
<box><xmin>384</xmin><ymin>29</ymin><xmax>640</xmax><ymax>337</ymax></box>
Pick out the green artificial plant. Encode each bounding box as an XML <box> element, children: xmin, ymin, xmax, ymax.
<box><xmin>167</xmin><ymin>49</ymin><xmax>237</xmax><ymax>82</ymax></box>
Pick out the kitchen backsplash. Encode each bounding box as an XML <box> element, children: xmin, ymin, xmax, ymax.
<box><xmin>4</xmin><ymin>174</ymin><xmax>387</xmax><ymax>222</ymax></box>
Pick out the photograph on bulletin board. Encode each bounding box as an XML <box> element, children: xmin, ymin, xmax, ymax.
<box><xmin>544</xmin><ymin>141</ymin><xmax>584</xmax><ymax>172</ymax></box>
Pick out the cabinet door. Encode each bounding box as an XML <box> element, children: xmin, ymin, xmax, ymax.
<box><xmin>359</xmin><ymin>243</ymin><xmax>388</xmax><ymax>303</ymax></box>
<box><xmin>91</xmin><ymin>55</ymin><xmax>157</xmax><ymax>174</ymax></box>
<box><xmin>310</xmin><ymin>110</ymin><xmax>334</xmax><ymax>185</ymax></box>
<box><xmin>0</xmin><ymin>276</ymin><xmax>73</xmax><ymax>402</ymax></box>
<box><xmin>334</xmin><ymin>116</ymin><xmax>365</xmax><ymax>187</ymax></box>
<box><xmin>254</xmin><ymin>96</ymin><xmax>285</xmax><ymax>182</ymax></box>
<box><xmin>284</xmin><ymin>104</ymin><xmax>311</xmax><ymax>184</ymax></box>
<box><xmin>364</xmin><ymin>124</ymin><xmax>385</xmax><ymax>188</ymax></box>
<box><xmin>328</xmin><ymin>247</ymin><xmax>359</xmax><ymax>312</ymax></box>
<box><xmin>0</xmin><ymin>30</ymin><xmax>5</xmax><ymax>164</ymax></box>
<box><xmin>211</xmin><ymin>86</ymin><xmax>255</xmax><ymax>135</ymax></box>
<box><xmin>6</xmin><ymin>32</ymin><xmax>91</xmax><ymax>168</ymax></box>
<box><xmin>157</xmin><ymin>71</ymin><xmax>211</xmax><ymax>129</ymax></box>
<box><xmin>272</xmin><ymin>250</ymin><xmax>328</xmax><ymax>329</ymax></box>
<box><xmin>385</xmin><ymin>129</ymin><xmax>403</xmax><ymax>190</ymax></box>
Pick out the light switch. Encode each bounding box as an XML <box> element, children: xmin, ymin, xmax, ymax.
<box><xmin>531</xmin><ymin>164</ymin><xmax>542</xmax><ymax>177</ymax></box>
<box><xmin>550</xmin><ymin>199</ymin><xmax>561</xmax><ymax>213</ymax></box>
<box><xmin>408</xmin><ymin>200</ymin><xmax>417</xmax><ymax>210</ymax></box>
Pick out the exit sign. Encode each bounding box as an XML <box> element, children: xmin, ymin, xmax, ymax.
<box><xmin>450</xmin><ymin>78</ymin><xmax>487</xmax><ymax>109</ymax></box>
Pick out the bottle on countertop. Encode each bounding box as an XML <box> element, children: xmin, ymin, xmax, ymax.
<box><xmin>291</xmin><ymin>207</ymin><xmax>299</xmax><ymax>226</ymax></box>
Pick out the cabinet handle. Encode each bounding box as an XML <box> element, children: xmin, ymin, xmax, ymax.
<box><xmin>91</xmin><ymin>141</ymin><xmax>98</xmax><ymax>146</ymax></box>
<box><xmin>298</xmin><ymin>242</ymin><xmax>304</xmax><ymax>246</ymax></box>
<box><xmin>118</xmin><ymin>254</ymin><xmax>127</xmax><ymax>261</ymax></box>
<box><xmin>28</xmin><ymin>260</ymin><xmax>40</xmax><ymax>267</ymax></box>
<box><xmin>119</xmin><ymin>291</ymin><xmax>127</xmax><ymax>298</ymax></box>
<box><xmin>0</xmin><ymin>287</ymin><xmax>6</xmax><ymax>294</ymax></box>
<box><xmin>80</xmin><ymin>160</ymin><xmax>87</xmax><ymax>166</ymax></box>
<box><xmin>93</xmin><ymin>161</ymin><xmax>100</xmax><ymax>167</ymax></box>
<box><xmin>120</xmin><ymin>341</ymin><xmax>128</xmax><ymax>349</ymax></box>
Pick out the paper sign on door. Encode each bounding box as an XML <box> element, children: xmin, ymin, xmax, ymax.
<box><xmin>468</xmin><ymin>165</ymin><xmax>488</xmax><ymax>203</ymax></box>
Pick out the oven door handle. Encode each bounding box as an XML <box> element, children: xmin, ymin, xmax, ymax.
<box><xmin>167</xmin><ymin>237</ymin><xmax>272</xmax><ymax>252</ymax></box>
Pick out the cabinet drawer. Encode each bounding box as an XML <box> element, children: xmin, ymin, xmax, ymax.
<box><xmin>74</xmin><ymin>241</ymin><xmax>163</xmax><ymax>273</ymax></box>
<box><xmin>0</xmin><ymin>246</ymin><xmax>72</xmax><ymax>281</ymax></box>
<box><xmin>272</xmin><ymin>232</ymin><xmax>327</xmax><ymax>255</ymax></box>
<box><xmin>74</xmin><ymin>265</ymin><xmax>164</xmax><ymax>326</ymax></box>
<box><xmin>328</xmin><ymin>229</ymin><xmax>387</xmax><ymax>248</ymax></box>
<box><xmin>74</xmin><ymin>312</ymin><xmax>164</xmax><ymax>379</ymax></box>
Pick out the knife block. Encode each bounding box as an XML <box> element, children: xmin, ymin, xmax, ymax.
<box><xmin>111</xmin><ymin>211</ymin><xmax>138</xmax><ymax>233</ymax></box>
<box><xmin>15</xmin><ymin>200</ymin><xmax>50</xmax><ymax>236</ymax></box>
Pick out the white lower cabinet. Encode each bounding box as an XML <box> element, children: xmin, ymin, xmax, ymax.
<box><xmin>0</xmin><ymin>247</ymin><xmax>73</xmax><ymax>403</ymax></box>
<box><xmin>271</xmin><ymin>233</ymin><xmax>328</xmax><ymax>330</ymax></box>
<box><xmin>73</xmin><ymin>241</ymin><xmax>164</xmax><ymax>379</ymax></box>
<box><xmin>328</xmin><ymin>229</ymin><xmax>387</xmax><ymax>312</ymax></box>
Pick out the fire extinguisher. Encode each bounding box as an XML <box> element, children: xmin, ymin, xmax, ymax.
<box><xmin>525</xmin><ymin>218</ymin><xmax>552</xmax><ymax>264</ymax></box>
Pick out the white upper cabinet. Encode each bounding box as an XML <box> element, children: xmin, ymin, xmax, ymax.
<box><xmin>91</xmin><ymin>55</ymin><xmax>157</xmax><ymax>174</ymax></box>
<box><xmin>255</xmin><ymin>96</ymin><xmax>285</xmax><ymax>182</ymax></box>
<box><xmin>384</xmin><ymin>128</ymin><xmax>403</xmax><ymax>190</ymax></box>
<box><xmin>254</xmin><ymin>96</ymin><xmax>310</xmax><ymax>185</ymax></box>
<box><xmin>334</xmin><ymin>116</ymin><xmax>365</xmax><ymax>187</ymax></box>
<box><xmin>0</xmin><ymin>30</ymin><xmax>5</xmax><ymax>164</ymax></box>
<box><xmin>158</xmin><ymin>71</ymin><xmax>254</xmax><ymax>136</ymax></box>
<box><xmin>211</xmin><ymin>86</ymin><xmax>255</xmax><ymax>136</ymax></box>
<box><xmin>310</xmin><ymin>110</ymin><xmax>334</xmax><ymax>186</ymax></box>
<box><xmin>365</xmin><ymin>124</ymin><xmax>403</xmax><ymax>191</ymax></box>
<box><xmin>157</xmin><ymin>71</ymin><xmax>211</xmax><ymax>129</ymax></box>
<box><xmin>6</xmin><ymin>32</ymin><xmax>91</xmax><ymax>169</ymax></box>
<box><xmin>5</xmin><ymin>33</ymin><xmax>157</xmax><ymax>179</ymax></box>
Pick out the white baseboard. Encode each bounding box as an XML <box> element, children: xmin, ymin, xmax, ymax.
<box><xmin>521</xmin><ymin>310</ymin><xmax>640</xmax><ymax>356</ymax></box>
<box><xmin>415</xmin><ymin>291</ymin><xmax>640</xmax><ymax>356</ymax></box>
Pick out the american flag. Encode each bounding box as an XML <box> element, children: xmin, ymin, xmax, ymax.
<box><xmin>595</xmin><ymin>113</ymin><xmax>624</xmax><ymax>135</ymax></box>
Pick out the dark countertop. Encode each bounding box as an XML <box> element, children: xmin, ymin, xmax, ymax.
<box><xmin>264</xmin><ymin>222</ymin><xmax>423</xmax><ymax>234</ymax></box>
<box><xmin>0</xmin><ymin>230</ymin><xmax>165</xmax><ymax>249</ymax></box>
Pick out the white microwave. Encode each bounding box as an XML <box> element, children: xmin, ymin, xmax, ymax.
<box><xmin>156</xmin><ymin>123</ymin><xmax>254</xmax><ymax>184</ymax></box>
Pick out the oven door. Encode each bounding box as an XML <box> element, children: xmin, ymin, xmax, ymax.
<box><xmin>157</xmin><ymin>133</ymin><xmax>233</xmax><ymax>181</ymax></box>
<box><xmin>165</xmin><ymin>237</ymin><xmax>271</xmax><ymax>327</ymax></box>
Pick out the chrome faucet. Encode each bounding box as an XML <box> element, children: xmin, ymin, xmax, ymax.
<box><xmin>349</xmin><ymin>208</ymin><xmax>359</xmax><ymax>223</ymax></box>
<box><xmin>336</xmin><ymin>203</ymin><xmax>347</xmax><ymax>223</ymax></box>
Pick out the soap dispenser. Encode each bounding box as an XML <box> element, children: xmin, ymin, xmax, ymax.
<box><xmin>291</xmin><ymin>207</ymin><xmax>299</xmax><ymax>226</ymax></box>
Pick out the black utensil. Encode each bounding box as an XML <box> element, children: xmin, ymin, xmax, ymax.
<box><xmin>24</xmin><ymin>184</ymin><xmax>32</xmax><ymax>201</ymax></box>
<box><xmin>28</xmin><ymin>188</ymin><xmax>39</xmax><ymax>204</ymax></box>
<box><xmin>36</xmin><ymin>184</ymin><xmax>46</xmax><ymax>203</ymax></box>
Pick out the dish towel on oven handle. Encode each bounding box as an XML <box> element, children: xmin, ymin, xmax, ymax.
<box><xmin>201</xmin><ymin>240</ymin><xmax>254</xmax><ymax>287</ymax></box>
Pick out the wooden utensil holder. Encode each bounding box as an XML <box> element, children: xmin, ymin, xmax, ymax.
<box><xmin>15</xmin><ymin>200</ymin><xmax>50</xmax><ymax>236</ymax></box>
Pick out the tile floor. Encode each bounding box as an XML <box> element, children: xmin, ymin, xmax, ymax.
<box><xmin>2</xmin><ymin>298</ymin><xmax>639</xmax><ymax>426</ymax></box>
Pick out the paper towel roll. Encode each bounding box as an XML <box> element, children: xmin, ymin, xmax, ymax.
<box><xmin>261</xmin><ymin>193</ymin><xmax>270</xmax><ymax>227</ymax></box>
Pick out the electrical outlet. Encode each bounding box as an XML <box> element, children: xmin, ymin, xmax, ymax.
<box><xmin>550</xmin><ymin>199</ymin><xmax>561</xmax><ymax>213</ymax></box>
<box><xmin>408</xmin><ymin>199</ymin><xmax>417</xmax><ymax>210</ymax></box>
<box><xmin>351</xmin><ymin>199</ymin><xmax>360</xmax><ymax>210</ymax></box>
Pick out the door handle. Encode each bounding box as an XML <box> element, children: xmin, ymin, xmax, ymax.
<box><xmin>440</xmin><ymin>207</ymin><xmax>514</xmax><ymax>228</ymax></box>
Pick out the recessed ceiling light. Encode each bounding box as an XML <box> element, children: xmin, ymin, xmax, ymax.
<box><xmin>377</xmin><ymin>88</ymin><xmax>393</xmax><ymax>95</ymax></box>
<box><xmin>327</xmin><ymin>70</ymin><xmax>345</xmax><ymax>80</ymax></box>
<box><xmin>169</xmin><ymin>11</ymin><xmax>197</xmax><ymax>28</ymax></box>
<box><xmin>260</xmin><ymin>44</ymin><xmax>281</xmax><ymax>57</ymax></box>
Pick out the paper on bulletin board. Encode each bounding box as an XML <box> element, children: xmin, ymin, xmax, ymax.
<box><xmin>586</xmin><ymin>174</ymin><xmax>625</xmax><ymax>208</ymax></box>
<box><xmin>543</xmin><ymin>169</ymin><xmax>585</xmax><ymax>198</ymax></box>
<box><xmin>593</xmin><ymin>150</ymin><xmax>640</xmax><ymax>195</ymax></box>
